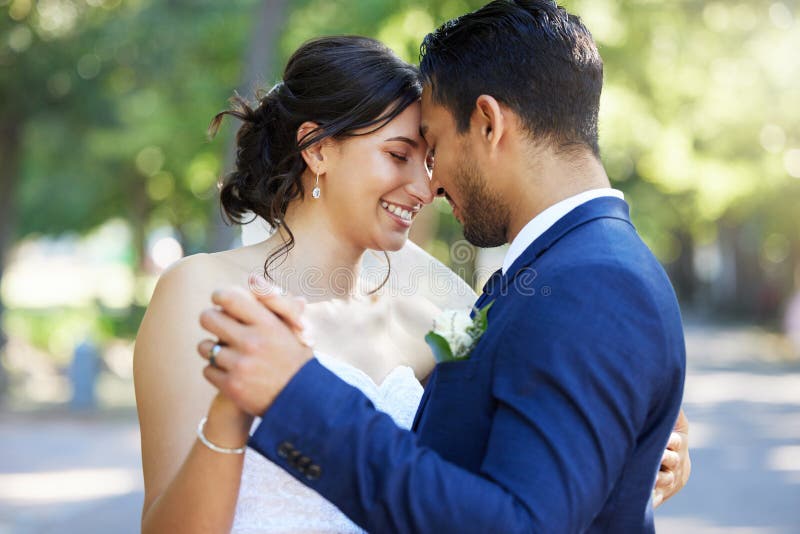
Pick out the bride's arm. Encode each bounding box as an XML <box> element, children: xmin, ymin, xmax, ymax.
<box><xmin>134</xmin><ymin>255</ymin><xmax>252</xmax><ymax>533</ymax></box>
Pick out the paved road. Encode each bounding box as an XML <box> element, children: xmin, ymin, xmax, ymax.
<box><xmin>655</xmin><ymin>324</ymin><xmax>800</xmax><ymax>533</ymax></box>
<box><xmin>0</xmin><ymin>412</ymin><xmax>142</xmax><ymax>534</ymax></box>
<box><xmin>0</xmin><ymin>323</ymin><xmax>798</xmax><ymax>533</ymax></box>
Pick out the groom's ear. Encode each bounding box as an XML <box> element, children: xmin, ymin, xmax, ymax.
<box><xmin>297</xmin><ymin>121</ymin><xmax>326</xmax><ymax>174</ymax></box>
<box><xmin>473</xmin><ymin>95</ymin><xmax>505</xmax><ymax>152</ymax></box>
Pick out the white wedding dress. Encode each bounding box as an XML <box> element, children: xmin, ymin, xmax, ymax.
<box><xmin>231</xmin><ymin>352</ymin><xmax>424</xmax><ymax>534</ymax></box>
<box><xmin>232</xmin><ymin>217</ymin><xmax>475</xmax><ymax>533</ymax></box>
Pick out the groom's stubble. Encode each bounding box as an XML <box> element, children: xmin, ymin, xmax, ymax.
<box><xmin>454</xmin><ymin>150</ymin><xmax>509</xmax><ymax>248</ymax></box>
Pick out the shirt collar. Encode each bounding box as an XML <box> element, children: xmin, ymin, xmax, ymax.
<box><xmin>501</xmin><ymin>188</ymin><xmax>625</xmax><ymax>275</ymax></box>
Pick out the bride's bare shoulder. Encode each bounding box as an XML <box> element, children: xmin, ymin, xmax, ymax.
<box><xmin>157</xmin><ymin>246</ymin><xmax>258</xmax><ymax>294</ymax></box>
<box><xmin>142</xmin><ymin>253</ymin><xmax>243</xmax><ymax>324</ymax></box>
<box><xmin>157</xmin><ymin>253</ymin><xmax>226</xmax><ymax>291</ymax></box>
<box><xmin>162</xmin><ymin>252</ymin><xmax>215</xmax><ymax>277</ymax></box>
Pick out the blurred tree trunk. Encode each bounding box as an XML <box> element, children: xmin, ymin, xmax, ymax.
<box><xmin>207</xmin><ymin>0</ymin><xmax>290</xmax><ymax>252</ymax></box>
<box><xmin>671</xmin><ymin>230</ymin><xmax>696</xmax><ymax>305</ymax></box>
<box><xmin>128</xmin><ymin>171</ymin><xmax>151</xmax><ymax>271</ymax></box>
<box><xmin>733</xmin><ymin>222</ymin><xmax>763</xmax><ymax>318</ymax></box>
<box><xmin>0</xmin><ymin>120</ymin><xmax>22</xmax><ymax>400</ymax></box>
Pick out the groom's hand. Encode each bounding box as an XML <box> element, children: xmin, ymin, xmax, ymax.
<box><xmin>197</xmin><ymin>284</ymin><xmax>313</xmax><ymax>416</ymax></box>
<box><xmin>653</xmin><ymin>408</ymin><xmax>691</xmax><ymax>508</ymax></box>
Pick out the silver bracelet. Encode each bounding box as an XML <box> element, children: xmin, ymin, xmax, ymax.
<box><xmin>196</xmin><ymin>416</ymin><xmax>247</xmax><ymax>455</ymax></box>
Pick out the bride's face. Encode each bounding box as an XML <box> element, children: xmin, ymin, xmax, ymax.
<box><xmin>321</xmin><ymin>102</ymin><xmax>434</xmax><ymax>252</ymax></box>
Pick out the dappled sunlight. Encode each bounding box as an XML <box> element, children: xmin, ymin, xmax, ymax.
<box><xmin>150</xmin><ymin>236</ymin><xmax>182</xmax><ymax>271</ymax></box>
<box><xmin>2</xmin><ymin>220</ymin><xmax>134</xmax><ymax>309</ymax></box>
<box><xmin>766</xmin><ymin>446</ymin><xmax>800</xmax><ymax>477</ymax></box>
<box><xmin>684</xmin><ymin>372</ymin><xmax>800</xmax><ymax>406</ymax></box>
<box><xmin>0</xmin><ymin>467</ymin><xmax>141</xmax><ymax>504</ymax></box>
<box><xmin>685</xmin><ymin>323</ymin><xmax>797</xmax><ymax>367</ymax></box>
<box><xmin>784</xmin><ymin>149</ymin><xmax>800</xmax><ymax>178</ymax></box>
<box><xmin>573</xmin><ymin>0</ymin><xmax>626</xmax><ymax>47</ymax></box>
<box><xmin>3</xmin><ymin>255</ymin><xmax>134</xmax><ymax>309</ymax></box>
<box><xmin>186</xmin><ymin>152</ymin><xmax>221</xmax><ymax>199</ymax></box>
<box><xmin>376</xmin><ymin>8</ymin><xmax>435</xmax><ymax>61</ymax></box>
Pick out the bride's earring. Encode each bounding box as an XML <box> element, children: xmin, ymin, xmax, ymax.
<box><xmin>312</xmin><ymin>169</ymin><xmax>321</xmax><ymax>199</ymax></box>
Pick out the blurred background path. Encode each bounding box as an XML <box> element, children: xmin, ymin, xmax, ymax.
<box><xmin>0</xmin><ymin>412</ymin><xmax>141</xmax><ymax>534</ymax></box>
<box><xmin>1</xmin><ymin>320</ymin><xmax>798</xmax><ymax>533</ymax></box>
<box><xmin>656</xmin><ymin>321</ymin><xmax>800</xmax><ymax>534</ymax></box>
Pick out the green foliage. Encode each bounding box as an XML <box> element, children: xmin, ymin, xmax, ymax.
<box><xmin>4</xmin><ymin>0</ymin><xmax>799</xmax><ymax>328</ymax></box>
<box><xmin>561</xmin><ymin>0</ymin><xmax>800</xmax><ymax>247</ymax></box>
<box><xmin>8</xmin><ymin>0</ymin><xmax>260</xmax><ymax>247</ymax></box>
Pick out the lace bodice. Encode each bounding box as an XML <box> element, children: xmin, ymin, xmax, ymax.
<box><xmin>232</xmin><ymin>353</ymin><xmax>424</xmax><ymax>533</ymax></box>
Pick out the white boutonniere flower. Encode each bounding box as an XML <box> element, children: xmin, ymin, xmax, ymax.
<box><xmin>425</xmin><ymin>301</ymin><xmax>495</xmax><ymax>363</ymax></box>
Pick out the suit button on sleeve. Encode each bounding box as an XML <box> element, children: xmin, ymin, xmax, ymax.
<box><xmin>287</xmin><ymin>449</ymin><xmax>302</xmax><ymax>466</ymax></box>
<box><xmin>306</xmin><ymin>464</ymin><xmax>322</xmax><ymax>480</ymax></box>
<box><xmin>277</xmin><ymin>441</ymin><xmax>295</xmax><ymax>458</ymax></box>
<box><xmin>296</xmin><ymin>456</ymin><xmax>313</xmax><ymax>471</ymax></box>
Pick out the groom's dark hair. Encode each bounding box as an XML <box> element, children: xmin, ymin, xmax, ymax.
<box><xmin>420</xmin><ymin>0</ymin><xmax>603</xmax><ymax>157</ymax></box>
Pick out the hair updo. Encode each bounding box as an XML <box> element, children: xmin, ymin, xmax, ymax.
<box><xmin>209</xmin><ymin>35</ymin><xmax>422</xmax><ymax>282</ymax></box>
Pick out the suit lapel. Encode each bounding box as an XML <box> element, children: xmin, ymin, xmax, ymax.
<box><xmin>503</xmin><ymin>197</ymin><xmax>633</xmax><ymax>285</ymax></box>
<box><xmin>413</xmin><ymin>197</ymin><xmax>633</xmax><ymax>433</ymax></box>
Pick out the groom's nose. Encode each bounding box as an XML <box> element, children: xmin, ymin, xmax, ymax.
<box><xmin>429</xmin><ymin>172</ymin><xmax>446</xmax><ymax>198</ymax></box>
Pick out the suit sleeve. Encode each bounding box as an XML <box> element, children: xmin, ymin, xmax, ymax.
<box><xmin>248</xmin><ymin>265</ymin><xmax>676</xmax><ymax>533</ymax></box>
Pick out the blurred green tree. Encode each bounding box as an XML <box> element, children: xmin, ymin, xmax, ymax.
<box><xmin>1</xmin><ymin>0</ymin><xmax>125</xmax><ymax>396</ymax></box>
<box><xmin>567</xmin><ymin>0</ymin><xmax>799</xmax><ymax>317</ymax></box>
<box><xmin>0</xmin><ymin>0</ymin><xmax>272</xmax><ymax>395</ymax></box>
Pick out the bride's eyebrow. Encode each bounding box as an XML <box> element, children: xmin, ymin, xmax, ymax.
<box><xmin>384</xmin><ymin>136</ymin><xmax>419</xmax><ymax>148</ymax></box>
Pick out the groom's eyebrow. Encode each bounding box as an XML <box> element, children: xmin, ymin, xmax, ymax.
<box><xmin>385</xmin><ymin>136</ymin><xmax>419</xmax><ymax>148</ymax></box>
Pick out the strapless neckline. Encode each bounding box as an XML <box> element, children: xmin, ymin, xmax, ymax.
<box><xmin>233</xmin><ymin>350</ymin><xmax>424</xmax><ymax>533</ymax></box>
<box><xmin>314</xmin><ymin>351</ymin><xmax>417</xmax><ymax>390</ymax></box>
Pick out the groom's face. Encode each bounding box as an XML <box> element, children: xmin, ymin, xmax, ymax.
<box><xmin>420</xmin><ymin>88</ymin><xmax>509</xmax><ymax>247</ymax></box>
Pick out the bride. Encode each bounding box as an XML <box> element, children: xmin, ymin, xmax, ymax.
<box><xmin>134</xmin><ymin>36</ymin><xmax>475</xmax><ymax>533</ymax></box>
<box><xmin>134</xmin><ymin>35</ymin><xmax>688</xmax><ymax>533</ymax></box>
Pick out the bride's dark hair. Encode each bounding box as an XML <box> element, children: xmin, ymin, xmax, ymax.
<box><xmin>209</xmin><ymin>35</ymin><xmax>422</xmax><ymax>285</ymax></box>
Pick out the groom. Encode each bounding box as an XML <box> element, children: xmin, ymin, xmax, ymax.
<box><xmin>200</xmin><ymin>1</ymin><xmax>686</xmax><ymax>531</ymax></box>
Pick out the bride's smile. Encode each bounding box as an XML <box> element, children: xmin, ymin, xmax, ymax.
<box><xmin>380</xmin><ymin>199</ymin><xmax>420</xmax><ymax>225</ymax></box>
<box><xmin>303</xmin><ymin>101</ymin><xmax>433</xmax><ymax>253</ymax></box>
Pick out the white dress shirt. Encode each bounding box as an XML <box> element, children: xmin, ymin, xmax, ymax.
<box><xmin>501</xmin><ymin>188</ymin><xmax>625</xmax><ymax>275</ymax></box>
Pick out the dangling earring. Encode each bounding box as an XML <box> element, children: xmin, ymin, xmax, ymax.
<box><xmin>312</xmin><ymin>169</ymin><xmax>321</xmax><ymax>199</ymax></box>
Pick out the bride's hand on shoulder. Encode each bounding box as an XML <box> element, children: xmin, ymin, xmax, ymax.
<box><xmin>653</xmin><ymin>408</ymin><xmax>691</xmax><ymax>508</ymax></box>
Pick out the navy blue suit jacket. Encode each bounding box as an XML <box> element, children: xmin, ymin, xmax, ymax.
<box><xmin>249</xmin><ymin>197</ymin><xmax>686</xmax><ymax>533</ymax></box>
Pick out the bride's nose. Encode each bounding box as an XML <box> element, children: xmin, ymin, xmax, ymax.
<box><xmin>405</xmin><ymin>162</ymin><xmax>435</xmax><ymax>206</ymax></box>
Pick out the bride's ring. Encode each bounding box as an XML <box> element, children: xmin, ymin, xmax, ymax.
<box><xmin>209</xmin><ymin>343</ymin><xmax>223</xmax><ymax>369</ymax></box>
